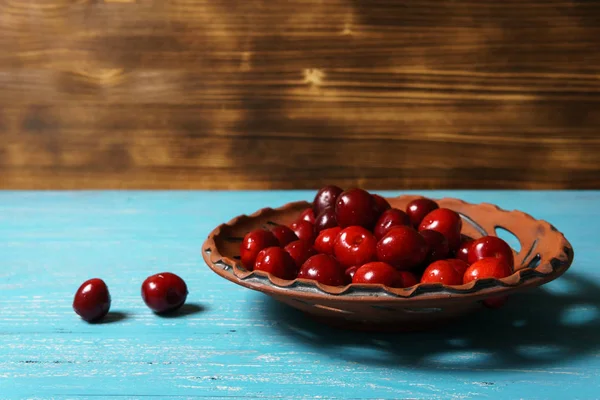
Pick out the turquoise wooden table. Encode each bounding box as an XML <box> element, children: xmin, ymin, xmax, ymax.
<box><xmin>1</xmin><ymin>190</ymin><xmax>599</xmax><ymax>399</ymax></box>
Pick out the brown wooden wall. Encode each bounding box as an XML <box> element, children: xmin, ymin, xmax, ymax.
<box><xmin>1</xmin><ymin>0</ymin><xmax>599</xmax><ymax>190</ymax></box>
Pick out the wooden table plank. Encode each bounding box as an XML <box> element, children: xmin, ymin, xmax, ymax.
<box><xmin>1</xmin><ymin>191</ymin><xmax>599</xmax><ymax>399</ymax></box>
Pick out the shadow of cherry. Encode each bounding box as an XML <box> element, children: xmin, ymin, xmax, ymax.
<box><xmin>257</xmin><ymin>272</ymin><xmax>600</xmax><ymax>371</ymax></box>
<box><xmin>92</xmin><ymin>311</ymin><xmax>129</xmax><ymax>324</ymax></box>
<box><xmin>154</xmin><ymin>303</ymin><xmax>206</xmax><ymax>318</ymax></box>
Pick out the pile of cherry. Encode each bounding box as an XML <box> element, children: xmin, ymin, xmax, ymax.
<box><xmin>241</xmin><ymin>186</ymin><xmax>515</xmax><ymax>303</ymax></box>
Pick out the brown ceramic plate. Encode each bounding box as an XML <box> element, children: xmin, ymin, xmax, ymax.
<box><xmin>202</xmin><ymin>195</ymin><xmax>574</xmax><ymax>331</ymax></box>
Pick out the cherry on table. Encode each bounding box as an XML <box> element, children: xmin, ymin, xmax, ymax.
<box><xmin>314</xmin><ymin>208</ymin><xmax>338</xmax><ymax>233</ymax></box>
<box><xmin>420</xmin><ymin>229</ymin><xmax>450</xmax><ymax>263</ymax></box>
<box><xmin>298</xmin><ymin>254</ymin><xmax>345</xmax><ymax>286</ymax></box>
<box><xmin>284</xmin><ymin>240</ymin><xmax>317</xmax><ymax>268</ymax></box>
<box><xmin>333</xmin><ymin>226</ymin><xmax>377</xmax><ymax>268</ymax></box>
<box><xmin>290</xmin><ymin>220</ymin><xmax>316</xmax><ymax>244</ymax></box>
<box><xmin>463</xmin><ymin>257</ymin><xmax>512</xmax><ymax>284</ymax></box>
<box><xmin>270</xmin><ymin>225</ymin><xmax>299</xmax><ymax>247</ymax></box>
<box><xmin>73</xmin><ymin>278</ymin><xmax>111</xmax><ymax>323</ymax></box>
<box><xmin>240</xmin><ymin>228</ymin><xmax>279</xmax><ymax>270</ymax></box>
<box><xmin>335</xmin><ymin>188</ymin><xmax>379</xmax><ymax>229</ymax></box>
<box><xmin>313</xmin><ymin>185</ymin><xmax>344</xmax><ymax>217</ymax></box>
<box><xmin>352</xmin><ymin>262</ymin><xmax>400</xmax><ymax>287</ymax></box>
<box><xmin>418</xmin><ymin>208</ymin><xmax>463</xmax><ymax>251</ymax></box>
<box><xmin>376</xmin><ymin>226</ymin><xmax>428</xmax><ymax>270</ymax></box>
<box><xmin>141</xmin><ymin>272</ymin><xmax>188</xmax><ymax>314</ymax></box>
<box><xmin>373</xmin><ymin>208</ymin><xmax>411</xmax><ymax>240</ymax></box>
<box><xmin>314</xmin><ymin>226</ymin><xmax>341</xmax><ymax>255</ymax></box>
<box><xmin>254</xmin><ymin>247</ymin><xmax>298</xmax><ymax>280</ymax></box>
<box><xmin>406</xmin><ymin>198</ymin><xmax>439</xmax><ymax>228</ymax></box>
<box><xmin>468</xmin><ymin>235</ymin><xmax>515</xmax><ymax>269</ymax></box>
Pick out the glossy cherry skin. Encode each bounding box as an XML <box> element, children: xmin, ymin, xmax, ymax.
<box><xmin>73</xmin><ymin>278</ymin><xmax>111</xmax><ymax>322</ymax></box>
<box><xmin>456</xmin><ymin>235</ymin><xmax>474</xmax><ymax>263</ymax></box>
<box><xmin>290</xmin><ymin>220</ymin><xmax>316</xmax><ymax>244</ymax></box>
<box><xmin>420</xmin><ymin>259</ymin><xmax>468</xmax><ymax>286</ymax></box>
<box><xmin>372</xmin><ymin>194</ymin><xmax>391</xmax><ymax>214</ymax></box>
<box><xmin>406</xmin><ymin>198</ymin><xmax>439</xmax><ymax>228</ymax></box>
<box><xmin>352</xmin><ymin>262</ymin><xmax>399</xmax><ymax>287</ymax></box>
<box><xmin>335</xmin><ymin>188</ymin><xmax>379</xmax><ymax>229</ymax></box>
<box><xmin>284</xmin><ymin>240</ymin><xmax>317</xmax><ymax>268</ymax></box>
<box><xmin>418</xmin><ymin>208</ymin><xmax>463</xmax><ymax>251</ymax></box>
<box><xmin>254</xmin><ymin>247</ymin><xmax>298</xmax><ymax>280</ymax></box>
<box><xmin>298</xmin><ymin>208</ymin><xmax>316</xmax><ymax>224</ymax></box>
<box><xmin>397</xmin><ymin>271</ymin><xmax>418</xmax><ymax>288</ymax></box>
<box><xmin>240</xmin><ymin>229</ymin><xmax>279</xmax><ymax>270</ymax></box>
<box><xmin>270</xmin><ymin>225</ymin><xmax>299</xmax><ymax>247</ymax></box>
<box><xmin>344</xmin><ymin>266</ymin><xmax>359</xmax><ymax>284</ymax></box>
<box><xmin>420</xmin><ymin>229</ymin><xmax>450</xmax><ymax>263</ymax></box>
<box><xmin>314</xmin><ymin>226</ymin><xmax>342</xmax><ymax>255</ymax></box>
<box><xmin>314</xmin><ymin>208</ymin><xmax>338</xmax><ymax>233</ymax></box>
<box><xmin>141</xmin><ymin>272</ymin><xmax>188</xmax><ymax>313</ymax></box>
<box><xmin>376</xmin><ymin>226</ymin><xmax>428</xmax><ymax>270</ymax></box>
<box><xmin>373</xmin><ymin>208</ymin><xmax>411</xmax><ymax>240</ymax></box>
<box><xmin>298</xmin><ymin>254</ymin><xmax>345</xmax><ymax>286</ymax></box>
<box><xmin>333</xmin><ymin>226</ymin><xmax>377</xmax><ymax>267</ymax></box>
<box><xmin>446</xmin><ymin>258</ymin><xmax>469</xmax><ymax>276</ymax></box>
<box><xmin>468</xmin><ymin>235</ymin><xmax>515</xmax><ymax>268</ymax></box>
<box><xmin>463</xmin><ymin>257</ymin><xmax>512</xmax><ymax>284</ymax></box>
<box><xmin>313</xmin><ymin>185</ymin><xmax>344</xmax><ymax>217</ymax></box>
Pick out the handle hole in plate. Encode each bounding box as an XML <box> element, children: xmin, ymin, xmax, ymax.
<box><xmin>495</xmin><ymin>226</ymin><xmax>522</xmax><ymax>253</ymax></box>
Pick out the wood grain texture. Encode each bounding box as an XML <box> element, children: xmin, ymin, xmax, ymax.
<box><xmin>1</xmin><ymin>190</ymin><xmax>600</xmax><ymax>399</ymax></box>
<box><xmin>1</xmin><ymin>1</ymin><xmax>600</xmax><ymax>189</ymax></box>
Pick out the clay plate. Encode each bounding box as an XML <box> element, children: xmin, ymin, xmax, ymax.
<box><xmin>202</xmin><ymin>195</ymin><xmax>574</xmax><ymax>332</ymax></box>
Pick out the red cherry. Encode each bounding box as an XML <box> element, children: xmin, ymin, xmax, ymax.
<box><xmin>463</xmin><ymin>257</ymin><xmax>512</xmax><ymax>284</ymax></box>
<box><xmin>254</xmin><ymin>247</ymin><xmax>298</xmax><ymax>280</ymax></box>
<box><xmin>468</xmin><ymin>235</ymin><xmax>515</xmax><ymax>268</ymax></box>
<box><xmin>73</xmin><ymin>278</ymin><xmax>111</xmax><ymax>322</ymax></box>
<box><xmin>446</xmin><ymin>258</ymin><xmax>469</xmax><ymax>275</ymax></box>
<box><xmin>456</xmin><ymin>235</ymin><xmax>474</xmax><ymax>263</ymax></box>
<box><xmin>335</xmin><ymin>188</ymin><xmax>379</xmax><ymax>229</ymax></box>
<box><xmin>376</xmin><ymin>226</ymin><xmax>428</xmax><ymax>270</ymax></box>
<box><xmin>314</xmin><ymin>208</ymin><xmax>338</xmax><ymax>233</ymax></box>
<box><xmin>141</xmin><ymin>272</ymin><xmax>188</xmax><ymax>313</ymax></box>
<box><xmin>418</xmin><ymin>208</ymin><xmax>462</xmax><ymax>251</ymax></box>
<box><xmin>298</xmin><ymin>208</ymin><xmax>316</xmax><ymax>224</ymax></box>
<box><xmin>290</xmin><ymin>220</ymin><xmax>316</xmax><ymax>244</ymax></box>
<box><xmin>270</xmin><ymin>225</ymin><xmax>299</xmax><ymax>247</ymax></box>
<box><xmin>406</xmin><ymin>198</ymin><xmax>439</xmax><ymax>228</ymax></box>
<box><xmin>373</xmin><ymin>208</ymin><xmax>411</xmax><ymax>240</ymax></box>
<box><xmin>333</xmin><ymin>226</ymin><xmax>377</xmax><ymax>268</ymax></box>
<box><xmin>314</xmin><ymin>226</ymin><xmax>342</xmax><ymax>255</ymax></box>
<box><xmin>344</xmin><ymin>266</ymin><xmax>359</xmax><ymax>284</ymax></box>
<box><xmin>298</xmin><ymin>254</ymin><xmax>345</xmax><ymax>286</ymax></box>
<box><xmin>397</xmin><ymin>271</ymin><xmax>418</xmax><ymax>288</ymax></box>
<box><xmin>352</xmin><ymin>262</ymin><xmax>399</xmax><ymax>287</ymax></box>
<box><xmin>284</xmin><ymin>240</ymin><xmax>317</xmax><ymax>268</ymax></box>
<box><xmin>419</xmin><ymin>229</ymin><xmax>450</xmax><ymax>263</ymax></box>
<box><xmin>372</xmin><ymin>194</ymin><xmax>391</xmax><ymax>214</ymax></box>
<box><xmin>313</xmin><ymin>185</ymin><xmax>343</xmax><ymax>217</ymax></box>
<box><xmin>240</xmin><ymin>229</ymin><xmax>279</xmax><ymax>270</ymax></box>
<box><xmin>420</xmin><ymin>260</ymin><xmax>467</xmax><ymax>285</ymax></box>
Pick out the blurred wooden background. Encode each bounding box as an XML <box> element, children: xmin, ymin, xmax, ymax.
<box><xmin>1</xmin><ymin>0</ymin><xmax>599</xmax><ymax>190</ymax></box>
